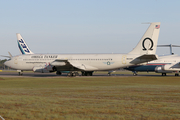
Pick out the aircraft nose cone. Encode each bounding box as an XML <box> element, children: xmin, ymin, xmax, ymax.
<box><xmin>4</xmin><ymin>61</ymin><xmax>7</xmax><ymax>66</ymax></box>
<box><xmin>4</xmin><ymin>61</ymin><xmax>9</xmax><ymax>67</ymax></box>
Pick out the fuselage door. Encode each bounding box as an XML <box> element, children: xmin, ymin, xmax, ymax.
<box><xmin>14</xmin><ymin>56</ymin><xmax>18</xmax><ymax>64</ymax></box>
<box><xmin>122</xmin><ymin>55</ymin><xmax>126</xmax><ymax>64</ymax></box>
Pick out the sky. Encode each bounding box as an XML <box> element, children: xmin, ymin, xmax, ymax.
<box><xmin>1</xmin><ymin>0</ymin><xmax>180</xmax><ymax>59</ymax></box>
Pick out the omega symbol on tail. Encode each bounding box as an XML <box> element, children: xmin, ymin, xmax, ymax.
<box><xmin>142</xmin><ymin>37</ymin><xmax>154</xmax><ymax>51</ymax></box>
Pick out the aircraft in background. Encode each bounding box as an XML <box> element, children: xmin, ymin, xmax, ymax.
<box><xmin>125</xmin><ymin>55</ymin><xmax>180</xmax><ymax>76</ymax></box>
<box><xmin>125</xmin><ymin>45</ymin><xmax>180</xmax><ymax>76</ymax></box>
<box><xmin>4</xmin><ymin>22</ymin><xmax>160</xmax><ymax>76</ymax></box>
<box><xmin>154</xmin><ymin>55</ymin><xmax>180</xmax><ymax>76</ymax></box>
<box><xmin>158</xmin><ymin>44</ymin><xmax>180</xmax><ymax>55</ymax></box>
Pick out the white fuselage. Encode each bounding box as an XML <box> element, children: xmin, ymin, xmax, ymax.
<box><xmin>147</xmin><ymin>55</ymin><xmax>179</xmax><ymax>65</ymax></box>
<box><xmin>5</xmin><ymin>53</ymin><xmax>139</xmax><ymax>71</ymax></box>
<box><xmin>6</xmin><ymin>22</ymin><xmax>160</xmax><ymax>73</ymax></box>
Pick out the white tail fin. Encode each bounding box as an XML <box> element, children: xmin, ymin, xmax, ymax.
<box><xmin>17</xmin><ymin>33</ymin><xmax>34</xmax><ymax>54</ymax></box>
<box><xmin>128</xmin><ymin>22</ymin><xmax>160</xmax><ymax>55</ymax></box>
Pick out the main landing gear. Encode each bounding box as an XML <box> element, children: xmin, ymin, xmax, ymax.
<box><xmin>107</xmin><ymin>71</ymin><xmax>115</xmax><ymax>76</ymax></box>
<box><xmin>56</xmin><ymin>71</ymin><xmax>62</xmax><ymax>75</ymax></box>
<box><xmin>81</xmin><ymin>71</ymin><xmax>93</xmax><ymax>76</ymax></box>
<box><xmin>67</xmin><ymin>72</ymin><xmax>79</xmax><ymax>77</ymax></box>
<box><xmin>162</xmin><ymin>73</ymin><xmax>179</xmax><ymax>76</ymax></box>
<box><xmin>175</xmin><ymin>73</ymin><xmax>179</xmax><ymax>76</ymax></box>
<box><xmin>56</xmin><ymin>71</ymin><xmax>93</xmax><ymax>77</ymax></box>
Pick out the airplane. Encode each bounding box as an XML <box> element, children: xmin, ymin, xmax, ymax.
<box><xmin>158</xmin><ymin>44</ymin><xmax>180</xmax><ymax>55</ymax></box>
<box><xmin>4</xmin><ymin>22</ymin><xmax>161</xmax><ymax>76</ymax></box>
<box><xmin>125</xmin><ymin>45</ymin><xmax>180</xmax><ymax>76</ymax></box>
<box><xmin>125</xmin><ymin>54</ymin><xmax>180</xmax><ymax>76</ymax></box>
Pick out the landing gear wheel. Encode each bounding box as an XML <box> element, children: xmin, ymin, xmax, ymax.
<box><xmin>67</xmin><ymin>72</ymin><xmax>72</xmax><ymax>77</ymax></box>
<box><xmin>18</xmin><ymin>72</ymin><xmax>23</xmax><ymax>76</ymax></box>
<box><xmin>67</xmin><ymin>72</ymin><xmax>79</xmax><ymax>77</ymax></box>
<box><xmin>17</xmin><ymin>70</ymin><xmax>23</xmax><ymax>76</ymax></box>
<box><xmin>132</xmin><ymin>71</ymin><xmax>137</xmax><ymax>76</ymax></box>
<box><xmin>81</xmin><ymin>71</ymin><xmax>86</xmax><ymax>76</ymax></box>
<box><xmin>56</xmin><ymin>71</ymin><xmax>62</xmax><ymax>75</ymax></box>
<box><xmin>75</xmin><ymin>72</ymin><xmax>79</xmax><ymax>76</ymax></box>
<box><xmin>81</xmin><ymin>71</ymin><xmax>93</xmax><ymax>76</ymax></box>
<box><xmin>133</xmin><ymin>73</ymin><xmax>137</xmax><ymax>76</ymax></box>
<box><xmin>162</xmin><ymin>73</ymin><xmax>166</xmax><ymax>76</ymax></box>
<box><xmin>86</xmin><ymin>72</ymin><xmax>93</xmax><ymax>76</ymax></box>
<box><xmin>175</xmin><ymin>73</ymin><xmax>179</xmax><ymax>76</ymax></box>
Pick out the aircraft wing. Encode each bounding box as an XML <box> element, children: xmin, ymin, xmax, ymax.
<box><xmin>130</xmin><ymin>54</ymin><xmax>158</xmax><ymax>64</ymax></box>
<box><xmin>50</xmin><ymin>59</ymin><xmax>70</xmax><ymax>66</ymax></box>
<box><xmin>0</xmin><ymin>55</ymin><xmax>11</xmax><ymax>58</ymax></box>
<box><xmin>1</xmin><ymin>52</ymin><xmax>13</xmax><ymax>59</ymax></box>
<box><xmin>70</xmin><ymin>61</ymin><xmax>98</xmax><ymax>70</ymax></box>
<box><xmin>50</xmin><ymin>59</ymin><xmax>98</xmax><ymax>71</ymax></box>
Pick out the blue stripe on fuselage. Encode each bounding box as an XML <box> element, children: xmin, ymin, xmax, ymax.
<box><xmin>125</xmin><ymin>65</ymin><xmax>162</xmax><ymax>72</ymax></box>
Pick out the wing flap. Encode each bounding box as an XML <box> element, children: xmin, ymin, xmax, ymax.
<box><xmin>70</xmin><ymin>62</ymin><xmax>98</xmax><ymax>71</ymax></box>
<box><xmin>50</xmin><ymin>59</ymin><xmax>98</xmax><ymax>71</ymax></box>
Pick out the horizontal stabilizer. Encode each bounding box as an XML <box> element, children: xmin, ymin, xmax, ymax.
<box><xmin>130</xmin><ymin>54</ymin><xmax>158</xmax><ymax>64</ymax></box>
<box><xmin>158</xmin><ymin>44</ymin><xmax>180</xmax><ymax>54</ymax></box>
<box><xmin>136</xmin><ymin>54</ymin><xmax>158</xmax><ymax>60</ymax></box>
<box><xmin>158</xmin><ymin>45</ymin><xmax>180</xmax><ymax>47</ymax></box>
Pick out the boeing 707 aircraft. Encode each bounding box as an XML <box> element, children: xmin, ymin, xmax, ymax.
<box><xmin>4</xmin><ymin>22</ymin><xmax>161</xmax><ymax>76</ymax></box>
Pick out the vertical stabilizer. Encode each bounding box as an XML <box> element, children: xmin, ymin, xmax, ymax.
<box><xmin>128</xmin><ymin>22</ymin><xmax>160</xmax><ymax>55</ymax></box>
<box><xmin>16</xmin><ymin>33</ymin><xmax>34</xmax><ymax>54</ymax></box>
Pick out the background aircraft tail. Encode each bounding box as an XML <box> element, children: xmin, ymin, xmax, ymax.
<box><xmin>17</xmin><ymin>33</ymin><xmax>34</xmax><ymax>54</ymax></box>
<box><xmin>128</xmin><ymin>22</ymin><xmax>160</xmax><ymax>55</ymax></box>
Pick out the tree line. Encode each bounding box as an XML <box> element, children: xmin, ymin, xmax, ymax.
<box><xmin>0</xmin><ymin>59</ymin><xmax>8</xmax><ymax>69</ymax></box>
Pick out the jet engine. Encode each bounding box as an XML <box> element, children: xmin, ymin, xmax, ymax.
<box><xmin>50</xmin><ymin>61</ymin><xmax>66</xmax><ymax>66</ymax></box>
<box><xmin>155</xmin><ymin>66</ymin><xmax>172</xmax><ymax>73</ymax></box>
<box><xmin>33</xmin><ymin>65</ymin><xmax>54</xmax><ymax>73</ymax></box>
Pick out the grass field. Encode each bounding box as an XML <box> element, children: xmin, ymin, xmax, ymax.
<box><xmin>0</xmin><ymin>76</ymin><xmax>180</xmax><ymax>120</ymax></box>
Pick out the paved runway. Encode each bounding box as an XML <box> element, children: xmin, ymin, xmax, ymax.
<box><xmin>0</xmin><ymin>71</ymin><xmax>65</xmax><ymax>78</ymax></box>
<box><xmin>0</xmin><ymin>71</ymin><xmax>176</xmax><ymax>78</ymax></box>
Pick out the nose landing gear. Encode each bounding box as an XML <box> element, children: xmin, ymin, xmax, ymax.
<box><xmin>17</xmin><ymin>70</ymin><xmax>23</xmax><ymax>76</ymax></box>
<box><xmin>132</xmin><ymin>71</ymin><xmax>137</xmax><ymax>76</ymax></box>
